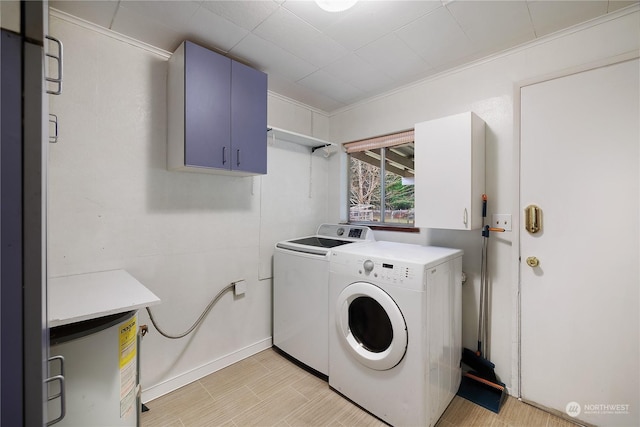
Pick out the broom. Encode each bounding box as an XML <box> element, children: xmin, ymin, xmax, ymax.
<box><xmin>457</xmin><ymin>194</ymin><xmax>507</xmax><ymax>413</ymax></box>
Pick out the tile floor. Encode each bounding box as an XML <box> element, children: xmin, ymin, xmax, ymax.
<box><xmin>141</xmin><ymin>348</ymin><xmax>579</xmax><ymax>427</ymax></box>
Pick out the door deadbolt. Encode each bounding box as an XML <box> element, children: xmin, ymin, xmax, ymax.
<box><xmin>525</xmin><ymin>204</ymin><xmax>542</xmax><ymax>234</ymax></box>
<box><xmin>526</xmin><ymin>256</ymin><xmax>540</xmax><ymax>267</ymax></box>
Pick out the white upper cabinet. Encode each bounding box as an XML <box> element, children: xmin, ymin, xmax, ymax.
<box><xmin>414</xmin><ymin>112</ymin><xmax>485</xmax><ymax>230</ymax></box>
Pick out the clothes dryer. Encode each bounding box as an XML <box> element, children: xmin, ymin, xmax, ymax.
<box><xmin>329</xmin><ymin>241</ymin><xmax>463</xmax><ymax>426</ymax></box>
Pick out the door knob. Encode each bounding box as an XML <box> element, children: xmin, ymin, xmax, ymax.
<box><xmin>526</xmin><ymin>256</ymin><xmax>540</xmax><ymax>267</ymax></box>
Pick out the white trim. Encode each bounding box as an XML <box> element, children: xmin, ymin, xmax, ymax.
<box><xmin>518</xmin><ymin>50</ymin><xmax>640</xmax><ymax>89</ymax></box>
<box><xmin>511</xmin><ymin>53</ymin><xmax>640</xmax><ymax>399</ymax></box>
<box><xmin>141</xmin><ymin>338</ymin><xmax>272</xmax><ymax>403</ymax></box>
<box><xmin>268</xmin><ymin>91</ymin><xmax>331</xmax><ymax>118</ymax></box>
<box><xmin>49</xmin><ymin>8</ymin><xmax>171</xmax><ymax>59</ymax></box>
<box><xmin>511</xmin><ymin>82</ymin><xmax>523</xmax><ymax>398</ymax></box>
<box><xmin>328</xmin><ymin>4</ymin><xmax>640</xmax><ymax>117</ymax></box>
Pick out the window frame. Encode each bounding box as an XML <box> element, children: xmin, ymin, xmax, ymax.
<box><xmin>345</xmin><ymin>130</ymin><xmax>418</xmax><ymax>231</ymax></box>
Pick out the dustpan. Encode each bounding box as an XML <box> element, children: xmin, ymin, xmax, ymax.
<box><xmin>458</xmin><ymin>371</ymin><xmax>507</xmax><ymax>413</ymax></box>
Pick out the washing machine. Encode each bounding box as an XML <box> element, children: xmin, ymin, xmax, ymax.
<box><xmin>329</xmin><ymin>241</ymin><xmax>463</xmax><ymax>427</ymax></box>
<box><xmin>273</xmin><ymin>224</ymin><xmax>374</xmax><ymax>377</ymax></box>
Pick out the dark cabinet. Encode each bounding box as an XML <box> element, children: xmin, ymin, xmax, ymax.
<box><xmin>183</xmin><ymin>41</ymin><xmax>231</xmax><ymax>170</ymax></box>
<box><xmin>168</xmin><ymin>41</ymin><xmax>267</xmax><ymax>175</ymax></box>
<box><xmin>231</xmin><ymin>60</ymin><xmax>267</xmax><ymax>174</ymax></box>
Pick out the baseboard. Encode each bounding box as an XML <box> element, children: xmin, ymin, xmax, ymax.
<box><xmin>141</xmin><ymin>337</ymin><xmax>272</xmax><ymax>403</ymax></box>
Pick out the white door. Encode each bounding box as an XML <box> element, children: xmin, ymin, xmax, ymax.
<box><xmin>520</xmin><ymin>59</ymin><xmax>639</xmax><ymax>426</ymax></box>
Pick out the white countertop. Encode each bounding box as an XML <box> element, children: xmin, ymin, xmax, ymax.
<box><xmin>48</xmin><ymin>269</ymin><xmax>161</xmax><ymax>328</ymax></box>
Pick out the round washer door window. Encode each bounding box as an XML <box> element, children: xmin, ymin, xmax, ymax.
<box><xmin>336</xmin><ymin>282</ymin><xmax>407</xmax><ymax>370</ymax></box>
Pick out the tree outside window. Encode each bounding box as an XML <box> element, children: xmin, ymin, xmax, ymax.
<box><xmin>348</xmin><ymin>142</ymin><xmax>414</xmax><ymax>225</ymax></box>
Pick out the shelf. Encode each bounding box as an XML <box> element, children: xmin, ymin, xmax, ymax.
<box><xmin>48</xmin><ymin>269</ymin><xmax>161</xmax><ymax>327</ymax></box>
<box><xmin>267</xmin><ymin>126</ymin><xmax>336</xmax><ymax>152</ymax></box>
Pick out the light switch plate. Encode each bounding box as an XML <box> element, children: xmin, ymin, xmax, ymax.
<box><xmin>492</xmin><ymin>214</ymin><xmax>512</xmax><ymax>231</ymax></box>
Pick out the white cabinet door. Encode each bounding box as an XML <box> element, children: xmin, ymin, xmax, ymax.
<box><xmin>414</xmin><ymin>112</ymin><xmax>485</xmax><ymax>230</ymax></box>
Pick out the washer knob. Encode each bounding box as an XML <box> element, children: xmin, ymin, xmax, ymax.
<box><xmin>363</xmin><ymin>259</ymin><xmax>374</xmax><ymax>273</ymax></box>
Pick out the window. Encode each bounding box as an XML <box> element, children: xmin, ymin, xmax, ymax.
<box><xmin>345</xmin><ymin>130</ymin><xmax>415</xmax><ymax>227</ymax></box>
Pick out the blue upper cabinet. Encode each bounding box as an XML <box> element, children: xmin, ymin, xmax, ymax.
<box><xmin>184</xmin><ymin>42</ymin><xmax>231</xmax><ymax>170</ymax></box>
<box><xmin>168</xmin><ymin>41</ymin><xmax>267</xmax><ymax>176</ymax></box>
<box><xmin>231</xmin><ymin>60</ymin><xmax>267</xmax><ymax>175</ymax></box>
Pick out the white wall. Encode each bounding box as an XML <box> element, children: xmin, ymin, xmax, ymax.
<box><xmin>328</xmin><ymin>7</ymin><xmax>640</xmax><ymax>393</ymax></box>
<box><xmin>47</xmin><ymin>13</ymin><xmax>331</xmax><ymax>401</ymax></box>
<box><xmin>47</xmin><ymin>5</ymin><xmax>640</xmax><ymax>403</ymax></box>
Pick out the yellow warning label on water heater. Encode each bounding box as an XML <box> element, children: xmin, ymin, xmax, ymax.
<box><xmin>119</xmin><ymin>315</ymin><xmax>137</xmax><ymax>418</ymax></box>
<box><xmin>119</xmin><ymin>316</ymin><xmax>137</xmax><ymax>368</ymax></box>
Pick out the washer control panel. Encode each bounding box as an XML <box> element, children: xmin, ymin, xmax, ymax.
<box><xmin>317</xmin><ymin>223</ymin><xmax>375</xmax><ymax>241</ymax></box>
<box><xmin>330</xmin><ymin>241</ymin><xmax>461</xmax><ymax>292</ymax></box>
<box><xmin>355</xmin><ymin>257</ymin><xmax>422</xmax><ymax>289</ymax></box>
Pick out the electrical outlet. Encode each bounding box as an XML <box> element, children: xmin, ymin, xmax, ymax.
<box><xmin>234</xmin><ymin>280</ymin><xmax>247</xmax><ymax>296</ymax></box>
<box><xmin>492</xmin><ymin>214</ymin><xmax>512</xmax><ymax>231</ymax></box>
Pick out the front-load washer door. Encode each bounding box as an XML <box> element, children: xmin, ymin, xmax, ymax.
<box><xmin>336</xmin><ymin>282</ymin><xmax>407</xmax><ymax>371</ymax></box>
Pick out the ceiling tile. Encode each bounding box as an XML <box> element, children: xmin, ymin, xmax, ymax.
<box><xmin>297</xmin><ymin>69</ymin><xmax>365</xmax><ymax>104</ymax></box>
<box><xmin>111</xmin><ymin>4</ymin><xmax>182</xmax><ymax>51</ymax></box>
<box><xmin>253</xmin><ymin>7</ymin><xmax>350</xmax><ymax>68</ymax></box>
<box><xmin>396</xmin><ymin>6</ymin><xmax>474</xmax><ymax>69</ymax></box>
<box><xmin>447</xmin><ymin>0</ymin><xmax>535</xmax><ymax>52</ymax></box>
<box><xmin>50</xmin><ymin>0</ymin><xmax>119</xmax><ymax>28</ymax></box>
<box><xmin>321</xmin><ymin>54</ymin><xmax>394</xmax><ymax>94</ymax></box>
<box><xmin>356</xmin><ymin>33</ymin><xmax>432</xmax><ymax>82</ymax></box>
<box><xmin>200</xmin><ymin>0</ymin><xmax>280</xmax><ymax>31</ymax></box>
<box><xmin>268</xmin><ymin>73</ymin><xmax>346</xmax><ymax>112</ymax></box>
<box><xmin>117</xmin><ymin>0</ymin><xmax>201</xmax><ymax>28</ymax></box>
<box><xmin>230</xmin><ymin>33</ymin><xmax>317</xmax><ymax>81</ymax></box>
<box><xmin>323</xmin><ymin>0</ymin><xmax>442</xmax><ymax>51</ymax></box>
<box><xmin>182</xmin><ymin>5</ymin><xmax>249</xmax><ymax>53</ymax></box>
<box><xmin>528</xmin><ymin>1</ymin><xmax>608</xmax><ymax>37</ymax></box>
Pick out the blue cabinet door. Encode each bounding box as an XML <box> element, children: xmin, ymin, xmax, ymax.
<box><xmin>231</xmin><ymin>61</ymin><xmax>267</xmax><ymax>174</ymax></box>
<box><xmin>184</xmin><ymin>41</ymin><xmax>231</xmax><ymax>170</ymax></box>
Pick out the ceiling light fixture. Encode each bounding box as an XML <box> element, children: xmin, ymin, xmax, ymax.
<box><xmin>314</xmin><ymin>0</ymin><xmax>358</xmax><ymax>13</ymax></box>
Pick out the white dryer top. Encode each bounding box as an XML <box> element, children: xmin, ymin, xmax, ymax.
<box><xmin>330</xmin><ymin>241</ymin><xmax>462</xmax><ymax>269</ymax></box>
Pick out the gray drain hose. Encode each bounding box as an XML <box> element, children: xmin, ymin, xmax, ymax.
<box><xmin>145</xmin><ymin>281</ymin><xmax>237</xmax><ymax>339</ymax></box>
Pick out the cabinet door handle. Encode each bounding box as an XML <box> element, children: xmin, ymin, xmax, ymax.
<box><xmin>237</xmin><ymin>149</ymin><xmax>240</xmax><ymax>167</ymax></box>
<box><xmin>45</xmin><ymin>35</ymin><xmax>63</xmax><ymax>95</ymax></box>
<box><xmin>222</xmin><ymin>146</ymin><xmax>227</xmax><ymax>165</ymax></box>
<box><xmin>463</xmin><ymin>208</ymin><xmax>468</xmax><ymax>227</ymax></box>
<box><xmin>46</xmin><ymin>355</ymin><xmax>66</xmax><ymax>426</ymax></box>
<box><xmin>49</xmin><ymin>114</ymin><xmax>59</xmax><ymax>143</ymax></box>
